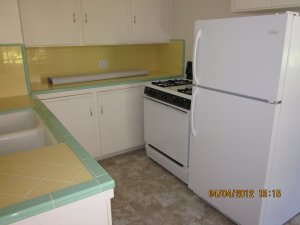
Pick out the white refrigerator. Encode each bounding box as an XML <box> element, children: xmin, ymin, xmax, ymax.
<box><xmin>189</xmin><ymin>13</ymin><xmax>300</xmax><ymax>225</ymax></box>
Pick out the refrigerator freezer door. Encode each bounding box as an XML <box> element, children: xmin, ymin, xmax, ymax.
<box><xmin>194</xmin><ymin>14</ymin><xmax>293</xmax><ymax>101</ymax></box>
<box><xmin>188</xmin><ymin>88</ymin><xmax>280</xmax><ymax>225</ymax></box>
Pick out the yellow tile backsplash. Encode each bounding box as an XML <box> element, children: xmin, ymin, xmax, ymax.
<box><xmin>0</xmin><ymin>143</ymin><xmax>93</xmax><ymax>208</ymax></box>
<box><xmin>0</xmin><ymin>41</ymin><xmax>184</xmax><ymax>97</ymax></box>
<box><xmin>0</xmin><ymin>95</ymin><xmax>33</xmax><ymax>112</ymax></box>
<box><xmin>0</xmin><ymin>46</ymin><xmax>28</xmax><ymax>98</ymax></box>
<box><xmin>158</xmin><ymin>40</ymin><xmax>185</xmax><ymax>75</ymax></box>
<box><xmin>26</xmin><ymin>40</ymin><xmax>184</xmax><ymax>85</ymax></box>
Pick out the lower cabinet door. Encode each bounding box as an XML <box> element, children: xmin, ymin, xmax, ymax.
<box><xmin>42</xmin><ymin>94</ymin><xmax>100</xmax><ymax>158</ymax></box>
<box><xmin>98</xmin><ymin>86</ymin><xmax>144</xmax><ymax>156</ymax></box>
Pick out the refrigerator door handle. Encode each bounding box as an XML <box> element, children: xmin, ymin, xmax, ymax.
<box><xmin>197</xmin><ymin>85</ymin><xmax>283</xmax><ymax>105</ymax></box>
<box><xmin>267</xmin><ymin>100</ymin><xmax>282</xmax><ymax>105</ymax></box>
<box><xmin>191</xmin><ymin>88</ymin><xmax>199</xmax><ymax>137</ymax></box>
<box><xmin>193</xmin><ymin>29</ymin><xmax>202</xmax><ymax>86</ymax></box>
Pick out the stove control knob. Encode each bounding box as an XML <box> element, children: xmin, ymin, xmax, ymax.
<box><xmin>151</xmin><ymin>90</ymin><xmax>157</xmax><ymax>97</ymax></box>
<box><xmin>172</xmin><ymin>96</ymin><xmax>178</xmax><ymax>104</ymax></box>
<box><xmin>177</xmin><ymin>98</ymin><xmax>184</xmax><ymax>106</ymax></box>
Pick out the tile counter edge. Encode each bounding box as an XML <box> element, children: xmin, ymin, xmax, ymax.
<box><xmin>0</xmin><ymin>97</ymin><xmax>115</xmax><ymax>225</ymax></box>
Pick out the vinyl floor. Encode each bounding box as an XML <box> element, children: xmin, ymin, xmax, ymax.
<box><xmin>98</xmin><ymin>149</ymin><xmax>300</xmax><ymax>225</ymax></box>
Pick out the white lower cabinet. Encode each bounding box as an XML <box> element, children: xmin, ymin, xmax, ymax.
<box><xmin>12</xmin><ymin>189</ymin><xmax>113</xmax><ymax>225</ymax></box>
<box><xmin>39</xmin><ymin>84</ymin><xmax>144</xmax><ymax>158</ymax></box>
<box><xmin>42</xmin><ymin>93</ymin><xmax>100</xmax><ymax>158</ymax></box>
<box><xmin>97</xmin><ymin>86</ymin><xmax>144</xmax><ymax>156</ymax></box>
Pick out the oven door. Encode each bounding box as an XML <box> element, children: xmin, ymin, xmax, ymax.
<box><xmin>144</xmin><ymin>96</ymin><xmax>189</xmax><ymax>167</ymax></box>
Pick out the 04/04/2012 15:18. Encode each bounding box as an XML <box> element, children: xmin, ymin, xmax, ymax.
<box><xmin>208</xmin><ymin>189</ymin><xmax>282</xmax><ymax>199</ymax></box>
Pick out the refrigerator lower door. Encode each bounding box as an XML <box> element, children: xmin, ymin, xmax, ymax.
<box><xmin>188</xmin><ymin>88</ymin><xmax>280</xmax><ymax>225</ymax></box>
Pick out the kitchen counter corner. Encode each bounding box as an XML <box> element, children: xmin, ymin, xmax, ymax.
<box><xmin>0</xmin><ymin>96</ymin><xmax>114</xmax><ymax>225</ymax></box>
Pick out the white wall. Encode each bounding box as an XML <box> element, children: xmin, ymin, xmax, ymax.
<box><xmin>171</xmin><ymin>0</ymin><xmax>248</xmax><ymax>62</ymax></box>
<box><xmin>172</xmin><ymin>0</ymin><xmax>300</xmax><ymax>64</ymax></box>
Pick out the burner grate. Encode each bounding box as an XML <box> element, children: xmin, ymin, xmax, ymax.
<box><xmin>178</xmin><ymin>88</ymin><xmax>192</xmax><ymax>95</ymax></box>
<box><xmin>152</xmin><ymin>79</ymin><xmax>192</xmax><ymax>87</ymax></box>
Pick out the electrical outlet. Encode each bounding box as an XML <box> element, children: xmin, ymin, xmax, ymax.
<box><xmin>99</xmin><ymin>60</ymin><xmax>108</xmax><ymax>69</ymax></box>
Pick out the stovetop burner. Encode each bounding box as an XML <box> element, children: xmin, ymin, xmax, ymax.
<box><xmin>152</xmin><ymin>79</ymin><xmax>192</xmax><ymax>87</ymax></box>
<box><xmin>145</xmin><ymin>79</ymin><xmax>193</xmax><ymax>110</ymax></box>
<box><xmin>177</xmin><ymin>88</ymin><xmax>192</xmax><ymax>95</ymax></box>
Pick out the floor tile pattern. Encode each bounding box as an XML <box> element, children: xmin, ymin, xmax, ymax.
<box><xmin>99</xmin><ymin>149</ymin><xmax>300</xmax><ymax>225</ymax></box>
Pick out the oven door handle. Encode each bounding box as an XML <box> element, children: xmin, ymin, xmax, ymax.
<box><xmin>143</xmin><ymin>96</ymin><xmax>188</xmax><ymax>113</ymax></box>
<box><xmin>191</xmin><ymin>88</ymin><xmax>199</xmax><ymax>137</ymax></box>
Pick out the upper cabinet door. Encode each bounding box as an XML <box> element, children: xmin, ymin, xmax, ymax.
<box><xmin>231</xmin><ymin>0</ymin><xmax>271</xmax><ymax>11</ymax></box>
<box><xmin>18</xmin><ymin>0</ymin><xmax>171</xmax><ymax>46</ymax></box>
<box><xmin>19</xmin><ymin>0</ymin><xmax>82</xmax><ymax>46</ymax></box>
<box><xmin>0</xmin><ymin>0</ymin><xmax>23</xmax><ymax>44</ymax></box>
<box><xmin>272</xmin><ymin>0</ymin><xmax>300</xmax><ymax>7</ymax></box>
<box><xmin>81</xmin><ymin>0</ymin><xmax>129</xmax><ymax>45</ymax></box>
<box><xmin>131</xmin><ymin>0</ymin><xmax>170</xmax><ymax>44</ymax></box>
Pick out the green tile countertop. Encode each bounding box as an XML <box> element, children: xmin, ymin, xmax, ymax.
<box><xmin>31</xmin><ymin>71</ymin><xmax>183</xmax><ymax>95</ymax></box>
<box><xmin>0</xmin><ymin>96</ymin><xmax>115</xmax><ymax>225</ymax></box>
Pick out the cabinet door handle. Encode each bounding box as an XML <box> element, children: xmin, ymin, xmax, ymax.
<box><xmin>85</xmin><ymin>13</ymin><xmax>88</xmax><ymax>23</ymax></box>
<box><xmin>90</xmin><ymin>107</ymin><xmax>93</xmax><ymax>116</ymax></box>
<box><xmin>101</xmin><ymin>106</ymin><xmax>103</xmax><ymax>115</ymax></box>
<box><xmin>73</xmin><ymin>13</ymin><xmax>76</xmax><ymax>23</ymax></box>
<box><xmin>133</xmin><ymin>15</ymin><xmax>136</xmax><ymax>24</ymax></box>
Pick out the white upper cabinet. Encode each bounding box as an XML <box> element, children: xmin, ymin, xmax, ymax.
<box><xmin>231</xmin><ymin>0</ymin><xmax>300</xmax><ymax>11</ymax></box>
<box><xmin>0</xmin><ymin>0</ymin><xmax>23</xmax><ymax>44</ymax></box>
<box><xmin>231</xmin><ymin>0</ymin><xmax>271</xmax><ymax>11</ymax></box>
<box><xmin>81</xmin><ymin>0</ymin><xmax>129</xmax><ymax>45</ymax></box>
<box><xmin>19</xmin><ymin>0</ymin><xmax>82</xmax><ymax>46</ymax></box>
<box><xmin>18</xmin><ymin>0</ymin><xmax>171</xmax><ymax>46</ymax></box>
<box><xmin>130</xmin><ymin>0</ymin><xmax>171</xmax><ymax>43</ymax></box>
<box><xmin>39</xmin><ymin>83</ymin><xmax>145</xmax><ymax>158</ymax></box>
<box><xmin>272</xmin><ymin>0</ymin><xmax>300</xmax><ymax>7</ymax></box>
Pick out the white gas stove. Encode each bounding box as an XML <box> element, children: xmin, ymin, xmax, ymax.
<box><xmin>143</xmin><ymin>79</ymin><xmax>193</xmax><ymax>183</ymax></box>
